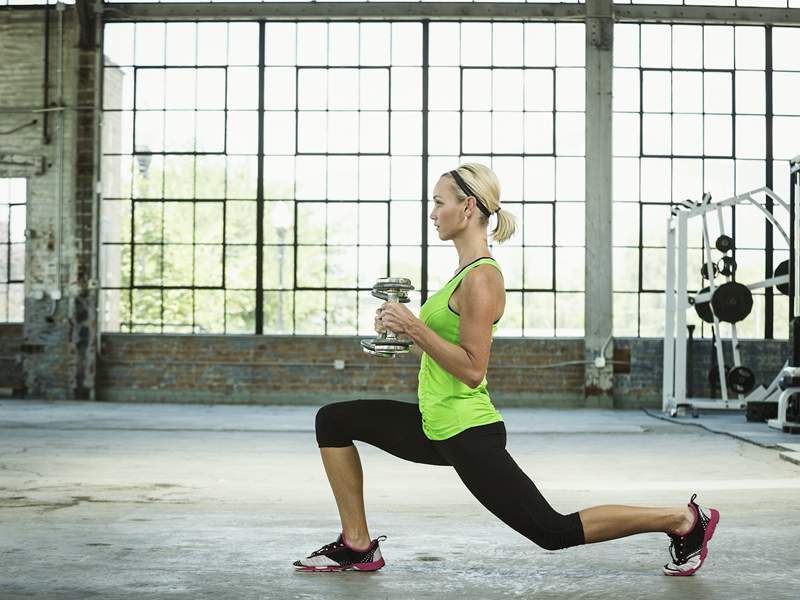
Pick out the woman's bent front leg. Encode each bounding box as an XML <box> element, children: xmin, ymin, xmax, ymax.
<box><xmin>320</xmin><ymin>445</ymin><xmax>372</xmax><ymax>550</ymax></box>
<box><xmin>315</xmin><ymin>399</ymin><xmax>450</xmax><ymax>551</ymax></box>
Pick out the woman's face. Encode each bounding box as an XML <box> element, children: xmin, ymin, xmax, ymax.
<box><xmin>430</xmin><ymin>177</ymin><xmax>468</xmax><ymax>241</ymax></box>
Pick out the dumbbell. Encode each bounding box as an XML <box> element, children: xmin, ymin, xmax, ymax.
<box><xmin>360</xmin><ymin>277</ymin><xmax>415</xmax><ymax>358</ymax></box>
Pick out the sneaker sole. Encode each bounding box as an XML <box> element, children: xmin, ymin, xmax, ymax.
<box><xmin>294</xmin><ymin>558</ymin><xmax>386</xmax><ymax>573</ymax></box>
<box><xmin>663</xmin><ymin>508</ymin><xmax>720</xmax><ymax>577</ymax></box>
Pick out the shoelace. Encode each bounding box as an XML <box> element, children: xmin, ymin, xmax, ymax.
<box><xmin>310</xmin><ymin>541</ymin><xmax>345</xmax><ymax>557</ymax></box>
<box><xmin>309</xmin><ymin>535</ymin><xmax>387</xmax><ymax>558</ymax></box>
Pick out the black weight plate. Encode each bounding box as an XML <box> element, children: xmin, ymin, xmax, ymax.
<box><xmin>717</xmin><ymin>256</ymin><xmax>737</xmax><ymax>277</ymax></box>
<box><xmin>715</xmin><ymin>235</ymin><xmax>735</xmax><ymax>253</ymax></box>
<box><xmin>700</xmin><ymin>262</ymin><xmax>718</xmax><ymax>280</ymax></box>
<box><xmin>711</xmin><ymin>281</ymin><xmax>753</xmax><ymax>323</ymax></box>
<box><xmin>708</xmin><ymin>365</ymin><xmax>731</xmax><ymax>388</ymax></box>
<box><xmin>775</xmin><ymin>259</ymin><xmax>790</xmax><ymax>295</ymax></box>
<box><xmin>694</xmin><ymin>287</ymin><xmax>714</xmax><ymax>323</ymax></box>
<box><xmin>728</xmin><ymin>366</ymin><xmax>756</xmax><ymax>394</ymax></box>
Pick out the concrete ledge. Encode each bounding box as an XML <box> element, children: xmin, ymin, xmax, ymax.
<box><xmin>780</xmin><ymin>452</ymin><xmax>800</xmax><ymax>466</ymax></box>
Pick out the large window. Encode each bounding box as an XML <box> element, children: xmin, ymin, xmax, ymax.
<box><xmin>612</xmin><ymin>24</ymin><xmax>800</xmax><ymax>339</ymax></box>
<box><xmin>101</xmin><ymin>21</ymin><xmax>587</xmax><ymax>336</ymax></box>
<box><xmin>0</xmin><ymin>178</ymin><xmax>26</xmax><ymax>323</ymax></box>
<box><xmin>426</xmin><ymin>22</ymin><xmax>586</xmax><ymax>337</ymax></box>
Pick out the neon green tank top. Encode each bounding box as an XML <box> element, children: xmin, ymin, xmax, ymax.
<box><xmin>417</xmin><ymin>257</ymin><xmax>504</xmax><ymax>440</ymax></box>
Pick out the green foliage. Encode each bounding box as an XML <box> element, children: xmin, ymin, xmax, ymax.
<box><xmin>113</xmin><ymin>156</ymin><xmax>347</xmax><ymax>334</ymax></box>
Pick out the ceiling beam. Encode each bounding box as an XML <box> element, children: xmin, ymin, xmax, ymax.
<box><xmin>101</xmin><ymin>2</ymin><xmax>800</xmax><ymax>26</ymax></box>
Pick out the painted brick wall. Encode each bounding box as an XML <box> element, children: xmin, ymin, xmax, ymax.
<box><xmin>0</xmin><ymin>7</ymin><xmax>97</xmax><ymax>399</ymax></box>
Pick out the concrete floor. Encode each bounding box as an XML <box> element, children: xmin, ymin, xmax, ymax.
<box><xmin>1</xmin><ymin>400</ymin><xmax>799</xmax><ymax>600</ymax></box>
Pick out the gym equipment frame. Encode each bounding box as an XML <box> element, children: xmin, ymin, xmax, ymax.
<box><xmin>663</xmin><ymin>186</ymin><xmax>790</xmax><ymax>417</ymax></box>
<box><xmin>768</xmin><ymin>156</ymin><xmax>800</xmax><ymax>433</ymax></box>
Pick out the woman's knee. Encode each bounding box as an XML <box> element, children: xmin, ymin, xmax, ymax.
<box><xmin>528</xmin><ymin>514</ymin><xmax>586</xmax><ymax>551</ymax></box>
<box><xmin>315</xmin><ymin>401</ymin><xmax>359</xmax><ymax>448</ymax></box>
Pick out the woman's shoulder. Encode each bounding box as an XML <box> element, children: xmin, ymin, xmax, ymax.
<box><xmin>461</xmin><ymin>261</ymin><xmax>504</xmax><ymax>289</ymax></box>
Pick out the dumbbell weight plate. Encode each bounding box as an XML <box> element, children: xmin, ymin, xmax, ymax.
<box><xmin>361</xmin><ymin>338</ymin><xmax>413</xmax><ymax>358</ymax></box>
<box><xmin>371</xmin><ymin>289</ymin><xmax>411</xmax><ymax>302</ymax></box>
<box><xmin>373</xmin><ymin>277</ymin><xmax>414</xmax><ymax>292</ymax></box>
<box><xmin>728</xmin><ymin>366</ymin><xmax>756</xmax><ymax>394</ymax></box>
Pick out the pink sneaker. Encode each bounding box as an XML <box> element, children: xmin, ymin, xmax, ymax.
<box><xmin>662</xmin><ymin>494</ymin><xmax>720</xmax><ymax>576</ymax></box>
<box><xmin>293</xmin><ymin>533</ymin><xmax>387</xmax><ymax>572</ymax></box>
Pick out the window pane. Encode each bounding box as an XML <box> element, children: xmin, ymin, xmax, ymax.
<box><xmin>613</xmin><ymin>203</ymin><xmax>639</xmax><ymax>247</ymax></box>
<box><xmin>523</xmin><ymin>204</ymin><xmax>553</xmax><ymax>246</ymax></box>
<box><xmin>164</xmin><ymin>245</ymin><xmax>194</xmax><ymax>288</ymax></box>
<box><xmin>327</xmin><ymin>291</ymin><xmax>357</xmax><ymax>335</ymax></box>
<box><xmin>163</xmin><ymin>202</ymin><xmax>193</xmax><ymax>244</ymax></box>
<box><xmin>225</xmin><ymin>290</ymin><xmax>256</xmax><ymax>334</ymax></box>
<box><xmin>195</xmin><ymin>290</ymin><xmax>225</xmax><ymax>333</ymax></box>
<box><xmin>225</xmin><ymin>201</ymin><xmax>257</xmax><ymax>244</ymax></box>
<box><xmin>524</xmin><ymin>292</ymin><xmax>554</xmax><ymax>337</ymax></box>
<box><xmin>524</xmin><ymin>247</ymin><xmax>553</xmax><ymax>289</ymax></box>
<box><xmin>613</xmin><ymin>248</ymin><xmax>639</xmax><ymax>292</ymax></box>
<box><xmin>263</xmin><ymin>245</ymin><xmax>294</xmax><ymax>290</ymax></box>
<box><xmin>639</xmin><ymin>293</ymin><xmax>665</xmax><ymax>337</ymax></box>
<box><xmin>295</xmin><ymin>290</ymin><xmax>326</xmax><ymax>334</ymax></box>
<box><xmin>496</xmin><ymin>291</ymin><xmax>522</xmax><ymax>337</ymax></box>
<box><xmin>555</xmin><ymin>247</ymin><xmax>584</xmax><ymax>291</ymax></box>
<box><xmin>613</xmin><ymin>293</ymin><xmax>638</xmax><ymax>336</ymax></box>
<box><xmin>134</xmin><ymin>245</ymin><xmax>162</xmax><ymax>286</ymax></box>
<box><xmin>297</xmin><ymin>246</ymin><xmax>326</xmax><ymax>288</ymax></box>
<box><xmin>263</xmin><ymin>291</ymin><xmax>293</xmax><ymax>335</ymax></box>
<box><xmin>556</xmin><ymin>292</ymin><xmax>584</xmax><ymax>337</ymax></box>
<box><xmin>194</xmin><ymin>245</ymin><xmax>222</xmax><ymax>287</ymax></box>
<box><xmin>225</xmin><ymin>245</ymin><xmax>257</xmax><ymax>289</ymax></box>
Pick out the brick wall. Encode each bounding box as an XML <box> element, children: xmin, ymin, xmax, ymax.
<box><xmin>0</xmin><ymin>7</ymin><xmax>97</xmax><ymax>399</ymax></box>
<box><xmin>97</xmin><ymin>334</ymin><xmax>586</xmax><ymax>405</ymax></box>
<box><xmin>97</xmin><ymin>334</ymin><xmax>790</xmax><ymax>408</ymax></box>
<box><xmin>0</xmin><ymin>324</ymin><xmax>24</xmax><ymax>394</ymax></box>
<box><xmin>613</xmin><ymin>337</ymin><xmax>790</xmax><ymax>408</ymax></box>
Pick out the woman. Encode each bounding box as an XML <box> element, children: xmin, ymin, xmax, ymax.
<box><xmin>293</xmin><ymin>163</ymin><xmax>719</xmax><ymax>576</ymax></box>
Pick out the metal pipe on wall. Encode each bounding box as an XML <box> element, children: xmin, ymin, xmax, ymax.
<box><xmin>90</xmin><ymin>13</ymin><xmax>104</xmax><ymax>399</ymax></box>
<box><xmin>54</xmin><ymin>1</ymin><xmax>66</xmax><ymax>303</ymax></box>
<box><xmin>42</xmin><ymin>1</ymin><xmax>51</xmax><ymax>144</ymax></box>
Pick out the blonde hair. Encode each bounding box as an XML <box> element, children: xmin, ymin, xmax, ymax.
<box><xmin>443</xmin><ymin>163</ymin><xmax>517</xmax><ymax>244</ymax></box>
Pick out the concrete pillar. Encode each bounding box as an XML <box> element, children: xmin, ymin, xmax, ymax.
<box><xmin>584</xmin><ymin>0</ymin><xmax>614</xmax><ymax>407</ymax></box>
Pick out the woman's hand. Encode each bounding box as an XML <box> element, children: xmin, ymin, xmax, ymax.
<box><xmin>377</xmin><ymin>301</ymin><xmax>419</xmax><ymax>336</ymax></box>
<box><xmin>373</xmin><ymin>311</ymin><xmax>387</xmax><ymax>334</ymax></box>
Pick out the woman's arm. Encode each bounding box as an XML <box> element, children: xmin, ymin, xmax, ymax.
<box><xmin>381</xmin><ymin>266</ymin><xmax>501</xmax><ymax>388</ymax></box>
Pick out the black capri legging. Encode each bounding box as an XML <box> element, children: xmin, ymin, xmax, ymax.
<box><xmin>316</xmin><ymin>399</ymin><xmax>585</xmax><ymax>551</ymax></box>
